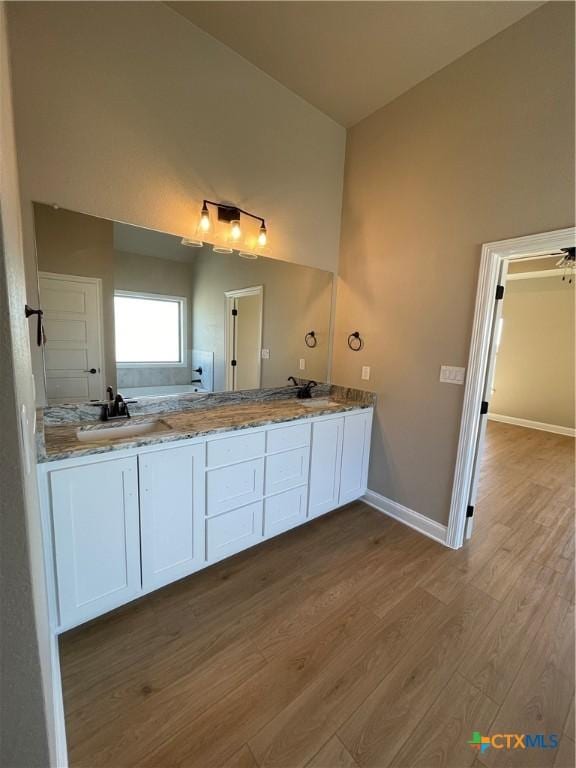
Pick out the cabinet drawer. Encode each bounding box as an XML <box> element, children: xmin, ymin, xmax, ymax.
<box><xmin>266</xmin><ymin>423</ymin><xmax>311</xmax><ymax>454</ymax></box>
<box><xmin>264</xmin><ymin>486</ymin><xmax>307</xmax><ymax>538</ymax></box>
<box><xmin>265</xmin><ymin>447</ymin><xmax>310</xmax><ymax>495</ymax></box>
<box><xmin>207</xmin><ymin>431</ymin><xmax>265</xmax><ymax>468</ymax></box>
<box><xmin>206</xmin><ymin>502</ymin><xmax>263</xmax><ymax>562</ymax></box>
<box><xmin>206</xmin><ymin>458</ymin><xmax>264</xmax><ymax>516</ymax></box>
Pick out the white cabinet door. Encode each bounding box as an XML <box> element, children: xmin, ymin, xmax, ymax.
<box><xmin>265</xmin><ymin>447</ymin><xmax>310</xmax><ymax>495</ymax></box>
<box><xmin>50</xmin><ymin>457</ymin><xmax>140</xmax><ymax>628</ymax></box>
<box><xmin>264</xmin><ymin>486</ymin><xmax>307</xmax><ymax>538</ymax></box>
<box><xmin>308</xmin><ymin>417</ymin><xmax>344</xmax><ymax>519</ymax></box>
<box><xmin>339</xmin><ymin>410</ymin><xmax>373</xmax><ymax>505</ymax></box>
<box><xmin>139</xmin><ymin>444</ymin><xmax>205</xmax><ymax>591</ymax></box>
<box><xmin>206</xmin><ymin>458</ymin><xmax>264</xmax><ymax>517</ymax></box>
<box><xmin>206</xmin><ymin>502</ymin><xmax>263</xmax><ymax>563</ymax></box>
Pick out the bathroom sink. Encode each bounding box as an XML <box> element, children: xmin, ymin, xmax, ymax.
<box><xmin>299</xmin><ymin>398</ymin><xmax>334</xmax><ymax>408</ymax></box>
<box><xmin>76</xmin><ymin>418</ymin><xmax>173</xmax><ymax>442</ymax></box>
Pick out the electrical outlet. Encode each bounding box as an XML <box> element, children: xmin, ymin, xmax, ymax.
<box><xmin>261</xmin><ymin>349</ymin><xmax>270</xmax><ymax>359</ymax></box>
<box><xmin>440</xmin><ymin>365</ymin><xmax>465</xmax><ymax>385</ymax></box>
<box><xmin>361</xmin><ymin>366</ymin><xmax>371</xmax><ymax>381</ymax></box>
<box><xmin>299</xmin><ymin>358</ymin><xmax>306</xmax><ymax>370</ymax></box>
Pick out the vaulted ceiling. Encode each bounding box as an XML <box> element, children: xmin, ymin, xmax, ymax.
<box><xmin>169</xmin><ymin>1</ymin><xmax>544</xmax><ymax>126</ymax></box>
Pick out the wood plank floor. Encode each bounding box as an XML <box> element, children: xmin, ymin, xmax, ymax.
<box><xmin>60</xmin><ymin>422</ymin><xmax>575</xmax><ymax>767</ymax></box>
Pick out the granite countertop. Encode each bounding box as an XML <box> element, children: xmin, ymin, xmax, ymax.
<box><xmin>37</xmin><ymin>384</ymin><xmax>375</xmax><ymax>463</ymax></box>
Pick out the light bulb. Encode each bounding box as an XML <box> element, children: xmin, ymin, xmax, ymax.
<box><xmin>230</xmin><ymin>220</ymin><xmax>242</xmax><ymax>241</ymax></box>
<box><xmin>258</xmin><ymin>224</ymin><xmax>267</xmax><ymax>247</ymax></box>
<box><xmin>199</xmin><ymin>203</ymin><xmax>210</xmax><ymax>232</ymax></box>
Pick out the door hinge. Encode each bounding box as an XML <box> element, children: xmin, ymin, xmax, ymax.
<box><xmin>231</xmin><ymin>308</ymin><xmax>238</xmax><ymax>316</ymax></box>
<box><xmin>466</xmin><ymin>505</ymin><xmax>474</xmax><ymax>518</ymax></box>
<box><xmin>495</xmin><ymin>284</ymin><xmax>505</xmax><ymax>300</ymax></box>
<box><xmin>231</xmin><ymin>359</ymin><xmax>237</xmax><ymax>367</ymax></box>
<box><xmin>480</xmin><ymin>400</ymin><xmax>489</xmax><ymax>415</ymax></box>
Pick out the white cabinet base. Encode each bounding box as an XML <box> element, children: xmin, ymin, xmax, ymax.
<box><xmin>40</xmin><ymin>407</ymin><xmax>373</xmax><ymax>631</ymax></box>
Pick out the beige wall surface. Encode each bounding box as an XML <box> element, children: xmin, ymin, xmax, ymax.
<box><xmin>191</xmin><ymin>249</ymin><xmax>333</xmax><ymax>391</ymax></box>
<box><xmin>332</xmin><ymin>2</ymin><xmax>575</xmax><ymax>525</ymax></box>
<box><xmin>7</xmin><ymin>0</ymin><xmax>344</xmax><ymax>392</ymax></box>
<box><xmin>34</xmin><ymin>203</ymin><xmax>118</xmax><ymax>391</ymax></box>
<box><xmin>7</xmin><ymin>1</ymin><xmax>345</xmax><ymax>275</ymax></box>
<box><xmin>491</xmin><ymin>277</ymin><xmax>575</xmax><ymax>429</ymax></box>
<box><xmin>0</xmin><ymin>3</ymin><xmax>52</xmax><ymax>764</ymax></box>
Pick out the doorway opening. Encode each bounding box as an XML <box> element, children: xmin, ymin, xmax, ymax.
<box><xmin>224</xmin><ymin>286</ymin><xmax>263</xmax><ymax>391</ymax></box>
<box><xmin>448</xmin><ymin>228</ymin><xmax>576</xmax><ymax>548</ymax></box>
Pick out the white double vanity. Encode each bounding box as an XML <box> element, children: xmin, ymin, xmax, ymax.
<box><xmin>37</xmin><ymin>394</ymin><xmax>374</xmax><ymax>632</ymax></box>
<box><xmin>31</xmin><ymin>204</ymin><xmax>374</xmax><ymax>635</ymax></box>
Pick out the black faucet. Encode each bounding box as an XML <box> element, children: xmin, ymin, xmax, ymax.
<box><xmin>288</xmin><ymin>377</ymin><xmax>317</xmax><ymax>399</ymax></box>
<box><xmin>112</xmin><ymin>393</ymin><xmax>131</xmax><ymax>418</ymax></box>
<box><xmin>90</xmin><ymin>387</ymin><xmax>135</xmax><ymax>421</ymax></box>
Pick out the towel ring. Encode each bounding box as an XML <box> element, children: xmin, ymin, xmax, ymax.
<box><xmin>347</xmin><ymin>331</ymin><xmax>363</xmax><ymax>351</ymax></box>
<box><xmin>305</xmin><ymin>331</ymin><xmax>317</xmax><ymax>348</ymax></box>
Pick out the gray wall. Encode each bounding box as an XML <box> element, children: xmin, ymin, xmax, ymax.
<box><xmin>7</xmin><ymin>1</ymin><xmax>345</xmax><ymax>402</ymax></box>
<box><xmin>0</xmin><ymin>3</ymin><xmax>52</xmax><ymax>764</ymax></box>
<box><xmin>332</xmin><ymin>2</ymin><xmax>575</xmax><ymax>524</ymax></box>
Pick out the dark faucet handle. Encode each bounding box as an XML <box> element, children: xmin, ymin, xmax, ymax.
<box><xmin>86</xmin><ymin>402</ymin><xmax>110</xmax><ymax>421</ymax></box>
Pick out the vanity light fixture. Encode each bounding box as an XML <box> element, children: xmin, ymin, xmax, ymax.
<box><xmin>198</xmin><ymin>200</ymin><xmax>268</xmax><ymax>248</ymax></box>
<box><xmin>230</xmin><ymin>219</ymin><xmax>242</xmax><ymax>241</ymax></box>
<box><xmin>181</xmin><ymin>237</ymin><xmax>203</xmax><ymax>248</ymax></box>
<box><xmin>557</xmin><ymin>247</ymin><xmax>575</xmax><ymax>283</ymax></box>
<box><xmin>199</xmin><ymin>202</ymin><xmax>211</xmax><ymax>232</ymax></box>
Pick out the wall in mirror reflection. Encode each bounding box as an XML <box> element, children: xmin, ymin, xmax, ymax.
<box><xmin>33</xmin><ymin>203</ymin><xmax>333</xmax><ymax>404</ymax></box>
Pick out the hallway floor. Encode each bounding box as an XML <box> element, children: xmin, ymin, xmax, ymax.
<box><xmin>60</xmin><ymin>422</ymin><xmax>575</xmax><ymax>768</ymax></box>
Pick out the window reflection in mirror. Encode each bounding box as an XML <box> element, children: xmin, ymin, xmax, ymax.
<box><xmin>32</xmin><ymin>203</ymin><xmax>333</xmax><ymax>405</ymax></box>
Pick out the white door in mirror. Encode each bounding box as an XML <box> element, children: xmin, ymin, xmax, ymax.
<box><xmin>39</xmin><ymin>273</ymin><xmax>104</xmax><ymax>403</ymax></box>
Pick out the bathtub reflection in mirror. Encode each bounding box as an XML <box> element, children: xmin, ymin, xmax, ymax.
<box><xmin>32</xmin><ymin>203</ymin><xmax>333</xmax><ymax>404</ymax></box>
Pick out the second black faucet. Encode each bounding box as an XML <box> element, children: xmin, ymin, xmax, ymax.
<box><xmin>288</xmin><ymin>377</ymin><xmax>318</xmax><ymax>399</ymax></box>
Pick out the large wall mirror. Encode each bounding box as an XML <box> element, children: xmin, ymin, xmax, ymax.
<box><xmin>32</xmin><ymin>203</ymin><xmax>333</xmax><ymax>404</ymax></box>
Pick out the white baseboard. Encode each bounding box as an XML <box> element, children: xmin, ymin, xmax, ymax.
<box><xmin>363</xmin><ymin>489</ymin><xmax>449</xmax><ymax>546</ymax></box>
<box><xmin>488</xmin><ymin>413</ymin><xmax>575</xmax><ymax>438</ymax></box>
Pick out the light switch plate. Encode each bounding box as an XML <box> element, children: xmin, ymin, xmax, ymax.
<box><xmin>261</xmin><ymin>349</ymin><xmax>270</xmax><ymax>359</ymax></box>
<box><xmin>299</xmin><ymin>358</ymin><xmax>306</xmax><ymax>370</ymax></box>
<box><xmin>361</xmin><ymin>366</ymin><xmax>371</xmax><ymax>381</ymax></box>
<box><xmin>440</xmin><ymin>365</ymin><xmax>465</xmax><ymax>385</ymax></box>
